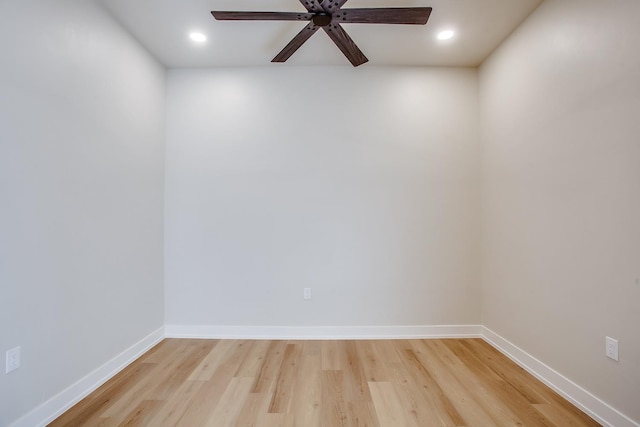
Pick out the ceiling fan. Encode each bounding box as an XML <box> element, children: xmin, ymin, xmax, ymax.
<box><xmin>211</xmin><ymin>1</ymin><xmax>432</xmax><ymax>67</ymax></box>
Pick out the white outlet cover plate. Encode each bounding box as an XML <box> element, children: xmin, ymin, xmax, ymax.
<box><xmin>6</xmin><ymin>346</ymin><xmax>21</xmax><ymax>373</ymax></box>
<box><xmin>605</xmin><ymin>337</ymin><xmax>619</xmax><ymax>362</ymax></box>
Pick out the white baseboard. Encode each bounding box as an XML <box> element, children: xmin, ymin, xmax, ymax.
<box><xmin>481</xmin><ymin>326</ymin><xmax>639</xmax><ymax>427</ymax></box>
<box><xmin>9</xmin><ymin>327</ymin><xmax>165</xmax><ymax>427</ymax></box>
<box><xmin>164</xmin><ymin>324</ymin><xmax>483</xmax><ymax>340</ymax></box>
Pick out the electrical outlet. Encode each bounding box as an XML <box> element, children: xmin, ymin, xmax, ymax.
<box><xmin>303</xmin><ymin>287</ymin><xmax>312</xmax><ymax>300</ymax></box>
<box><xmin>605</xmin><ymin>337</ymin><xmax>619</xmax><ymax>362</ymax></box>
<box><xmin>6</xmin><ymin>346</ymin><xmax>21</xmax><ymax>374</ymax></box>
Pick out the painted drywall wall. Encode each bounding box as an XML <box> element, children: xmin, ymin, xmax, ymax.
<box><xmin>164</xmin><ymin>67</ymin><xmax>481</xmax><ymax>328</ymax></box>
<box><xmin>0</xmin><ymin>0</ymin><xmax>165</xmax><ymax>424</ymax></box>
<box><xmin>480</xmin><ymin>0</ymin><xmax>640</xmax><ymax>422</ymax></box>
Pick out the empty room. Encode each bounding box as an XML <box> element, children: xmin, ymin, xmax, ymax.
<box><xmin>1</xmin><ymin>0</ymin><xmax>638</xmax><ymax>425</ymax></box>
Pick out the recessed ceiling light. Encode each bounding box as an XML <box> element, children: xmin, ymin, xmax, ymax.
<box><xmin>189</xmin><ymin>32</ymin><xmax>207</xmax><ymax>43</ymax></box>
<box><xmin>437</xmin><ymin>30</ymin><xmax>455</xmax><ymax>41</ymax></box>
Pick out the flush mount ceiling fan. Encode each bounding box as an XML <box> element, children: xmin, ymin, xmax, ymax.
<box><xmin>211</xmin><ymin>1</ymin><xmax>432</xmax><ymax>67</ymax></box>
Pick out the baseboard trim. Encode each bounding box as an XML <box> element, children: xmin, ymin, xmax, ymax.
<box><xmin>9</xmin><ymin>327</ymin><xmax>165</xmax><ymax>427</ymax></box>
<box><xmin>164</xmin><ymin>324</ymin><xmax>483</xmax><ymax>340</ymax></box>
<box><xmin>481</xmin><ymin>326</ymin><xmax>639</xmax><ymax>427</ymax></box>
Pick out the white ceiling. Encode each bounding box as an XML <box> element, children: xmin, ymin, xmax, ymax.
<box><xmin>99</xmin><ymin>0</ymin><xmax>542</xmax><ymax>68</ymax></box>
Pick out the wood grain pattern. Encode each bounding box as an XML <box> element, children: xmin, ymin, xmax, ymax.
<box><xmin>49</xmin><ymin>338</ymin><xmax>601</xmax><ymax>427</ymax></box>
<box><xmin>211</xmin><ymin>12</ymin><xmax>313</xmax><ymax>21</ymax></box>
<box><xmin>323</xmin><ymin>24</ymin><xmax>369</xmax><ymax>67</ymax></box>
<box><xmin>341</xmin><ymin>8</ymin><xmax>432</xmax><ymax>25</ymax></box>
<box><xmin>272</xmin><ymin>23</ymin><xmax>319</xmax><ymax>63</ymax></box>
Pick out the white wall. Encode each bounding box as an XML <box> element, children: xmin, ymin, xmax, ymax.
<box><xmin>165</xmin><ymin>67</ymin><xmax>481</xmax><ymax>328</ymax></box>
<box><xmin>0</xmin><ymin>1</ymin><xmax>165</xmax><ymax>424</ymax></box>
<box><xmin>480</xmin><ymin>0</ymin><xmax>640</xmax><ymax>423</ymax></box>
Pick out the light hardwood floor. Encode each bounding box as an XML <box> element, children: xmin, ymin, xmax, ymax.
<box><xmin>50</xmin><ymin>338</ymin><xmax>600</xmax><ymax>426</ymax></box>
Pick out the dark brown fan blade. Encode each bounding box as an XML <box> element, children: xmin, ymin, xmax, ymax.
<box><xmin>323</xmin><ymin>24</ymin><xmax>368</xmax><ymax>67</ymax></box>
<box><xmin>340</xmin><ymin>7</ymin><xmax>432</xmax><ymax>25</ymax></box>
<box><xmin>211</xmin><ymin>11</ymin><xmax>313</xmax><ymax>21</ymax></box>
<box><xmin>298</xmin><ymin>0</ymin><xmax>323</xmax><ymax>12</ymax></box>
<box><xmin>316</xmin><ymin>0</ymin><xmax>348</xmax><ymax>13</ymax></box>
<box><xmin>272</xmin><ymin>22</ymin><xmax>320</xmax><ymax>63</ymax></box>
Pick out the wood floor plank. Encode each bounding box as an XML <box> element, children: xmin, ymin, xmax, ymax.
<box><xmin>444</xmin><ymin>339</ymin><xmax>556</xmax><ymax>427</ymax></box>
<box><xmin>387</xmin><ymin>360</ymin><xmax>457</xmax><ymax>427</ymax></box>
<box><xmin>465</xmin><ymin>340</ymin><xmax>601</xmax><ymax>426</ymax></box>
<box><xmin>49</xmin><ymin>362</ymin><xmax>157</xmax><ymax>426</ymax></box>
<box><xmin>100</xmin><ymin>340</ymin><xmax>214</xmax><ymax>422</ymax></box>
<box><xmin>320</xmin><ymin>370</ymin><xmax>349</xmax><ymax>426</ymax></box>
<box><xmin>429</xmin><ymin>339</ymin><xmax>528</xmax><ymax>426</ymax></box>
<box><xmin>147</xmin><ymin>340</ymin><xmax>217</xmax><ymax>400</ymax></box>
<box><xmin>144</xmin><ymin>379</ymin><xmax>206</xmax><ymax>426</ymax></box>
<box><xmin>369</xmin><ymin>381</ymin><xmax>421</xmax><ymax>427</ymax></box>
<box><xmin>290</xmin><ymin>353</ymin><xmax>322</xmax><ymax>427</ymax></box>
<box><xmin>204</xmin><ymin>377</ymin><xmax>254</xmax><ymax>427</ymax></box>
<box><xmin>234</xmin><ymin>340</ymin><xmax>272</xmax><ymax>378</ymax></box>
<box><xmin>164</xmin><ymin>346</ymin><xmax>250</xmax><ymax>425</ymax></box>
<box><xmin>251</xmin><ymin>341</ymin><xmax>288</xmax><ymax>394</ymax></box>
<box><xmin>409</xmin><ymin>340</ymin><xmax>508</xmax><ymax>427</ymax></box>
<box><xmin>188</xmin><ymin>340</ymin><xmax>244</xmax><ymax>381</ymax></box>
<box><xmin>50</xmin><ymin>338</ymin><xmax>602</xmax><ymax>427</ymax></box>
<box><xmin>234</xmin><ymin>392</ymin><xmax>273</xmax><ymax>427</ymax></box>
<box><xmin>321</xmin><ymin>340</ymin><xmax>342</xmax><ymax>371</ymax></box>
<box><xmin>118</xmin><ymin>400</ymin><xmax>165</xmax><ymax>427</ymax></box>
<box><xmin>339</xmin><ymin>341</ymin><xmax>381</xmax><ymax>427</ymax></box>
<box><xmin>462</xmin><ymin>339</ymin><xmax>552</xmax><ymax>404</ymax></box>
<box><xmin>101</xmin><ymin>340</ymin><xmax>192</xmax><ymax>419</ymax></box>
<box><xmin>136</xmin><ymin>340</ymin><xmax>187</xmax><ymax>365</ymax></box>
<box><xmin>397</xmin><ymin>347</ymin><xmax>466</xmax><ymax>426</ymax></box>
<box><xmin>258</xmin><ymin>413</ymin><xmax>295</xmax><ymax>427</ymax></box>
<box><xmin>268</xmin><ymin>343</ymin><xmax>303</xmax><ymax>414</ymax></box>
<box><xmin>355</xmin><ymin>340</ymin><xmax>389</xmax><ymax>382</ymax></box>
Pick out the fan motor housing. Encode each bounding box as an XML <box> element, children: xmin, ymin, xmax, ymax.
<box><xmin>312</xmin><ymin>13</ymin><xmax>332</xmax><ymax>27</ymax></box>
